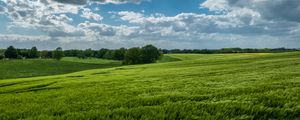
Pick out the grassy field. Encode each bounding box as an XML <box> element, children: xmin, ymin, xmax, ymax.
<box><xmin>0</xmin><ymin>52</ymin><xmax>300</xmax><ymax>119</ymax></box>
<box><xmin>61</xmin><ymin>57</ymin><xmax>122</xmax><ymax>65</ymax></box>
<box><xmin>0</xmin><ymin>58</ymin><xmax>122</xmax><ymax>80</ymax></box>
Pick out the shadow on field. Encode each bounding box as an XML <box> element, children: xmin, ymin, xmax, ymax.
<box><xmin>67</xmin><ymin>75</ymin><xmax>85</xmax><ymax>78</ymax></box>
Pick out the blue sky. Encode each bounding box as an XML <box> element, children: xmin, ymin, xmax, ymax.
<box><xmin>74</xmin><ymin>0</ymin><xmax>208</xmax><ymax>25</ymax></box>
<box><xmin>101</xmin><ymin>0</ymin><xmax>205</xmax><ymax>16</ymax></box>
<box><xmin>0</xmin><ymin>0</ymin><xmax>299</xmax><ymax>49</ymax></box>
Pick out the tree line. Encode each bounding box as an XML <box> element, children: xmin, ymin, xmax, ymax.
<box><xmin>64</xmin><ymin>45</ymin><xmax>162</xmax><ymax>64</ymax></box>
<box><xmin>0</xmin><ymin>46</ymin><xmax>64</xmax><ymax>61</ymax></box>
<box><xmin>1</xmin><ymin>45</ymin><xmax>299</xmax><ymax>64</ymax></box>
<box><xmin>0</xmin><ymin>45</ymin><xmax>162</xmax><ymax>65</ymax></box>
<box><xmin>161</xmin><ymin>48</ymin><xmax>300</xmax><ymax>54</ymax></box>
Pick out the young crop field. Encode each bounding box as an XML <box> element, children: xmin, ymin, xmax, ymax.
<box><xmin>0</xmin><ymin>52</ymin><xmax>299</xmax><ymax>119</ymax></box>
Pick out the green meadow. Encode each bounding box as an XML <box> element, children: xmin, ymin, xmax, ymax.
<box><xmin>0</xmin><ymin>58</ymin><xmax>121</xmax><ymax>79</ymax></box>
<box><xmin>0</xmin><ymin>52</ymin><xmax>300</xmax><ymax>119</ymax></box>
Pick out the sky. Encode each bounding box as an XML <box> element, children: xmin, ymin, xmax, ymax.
<box><xmin>0</xmin><ymin>0</ymin><xmax>299</xmax><ymax>50</ymax></box>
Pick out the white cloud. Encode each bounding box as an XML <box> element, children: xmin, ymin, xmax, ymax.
<box><xmin>201</xmin><ymin>0</ymin><xmax>300</xmax><ymax>22</ymax></box>
<box><xmin>78</xmin><ymin>21</ymin><xmax>116</xmax><ymax>36</ymax></box>
<box><xmin>0</xmin><ymin>34</ymin><xmax>51</xmax><ymax>42</ymax></box>
<box><xmin>200</xmin><ymin>0</ymin><xmax>229</xmax><ymax>13</ymax></box>
<box><xmin>81</xmin><ymin>8</ymin><xmax>103</xmax><ymax>21</ymax></box>
<box><xmin>117</xmin><ymin>11</ymin><xmax>145</xmax><ymax>24</ymax></box>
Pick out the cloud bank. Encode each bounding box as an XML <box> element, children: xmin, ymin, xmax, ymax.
<box><xmin>0</xmin><ymin>0</ymin><xmax>299</xmax><ymax>49</ymax></box>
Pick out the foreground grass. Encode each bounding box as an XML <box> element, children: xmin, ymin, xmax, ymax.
<box><xmin>0</xmin><ymin>58</ymin><xmax>122</xmax><ymax>80</ymax></box>
<box><xmin>0</xmin><ymin>52</ymin><xmax>300</xmax><ymax>119</ymax></box>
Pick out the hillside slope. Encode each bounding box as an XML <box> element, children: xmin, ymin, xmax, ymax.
<box><xmin>0</xmin><ymin>58</ymin><xmax>121</xmax><ymax>79</ymax></box>
<box><xmin>0</xmin><ymin>52</ymin><xmax>300</xmax><ymax>119</ymax></box>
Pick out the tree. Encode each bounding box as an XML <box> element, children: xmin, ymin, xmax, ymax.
<box><xmin>41</xmin><ymin>50</ymin><xmax>52</xmax><ymax>58</ymax></box>
<box><xmin>123</xmin><ymin>47</ymin><xmax>142</xmax><ymax>65</ymax></box>
<box><xmin>53</xmin><ymin>47</ymin><xmax>64</xmax><ymax>61</ymax></box>
<box><xmin>84</xmin><ymin>49</ymin><xmax>93</xmax><ymax>58</ymax></box>
<box><xmin>77</xmin><ymin>51</ymin><xmax>87</xmax><ymax>59</ymax></box>
<box><xmin>103</xmin><ymin>50</ymin><xmax>114</xmax><ymax>59</ymax></box>
<box><xmin>112</xmin><ymin>48</ymin><xmax>126</xmax><ymax>60</ymax></box>
<box><xmin>29</xmin><ymin>46</ymin><xmax>39</xmax><ymax>58</ymax></box>
<box><xmin>4</xmin><ymin>46</ymin><xmax>18</xmax><ymax>59</ymax></box>
<box><xmin>161</xmin><ymin>49</ymin><xmax>169</xmax><ymax>54</ymax></box>
<box><xmin>64</xmin><ymin>49</ymin><xmax>81</xmax><ymax>57</ymax></box>
<box><xmin>141</xmin><ymin>45</ymin><xmax>162</xmax><ymax>63</ymax></box>
<box><xmin>96</xmin><ymin>48</ymin><xmax>109</xmax><ymax>58</ymax></box>
<box><xmin>18</xmin><ymin>49</ymin><xmax>30</xmax><ymax>58</ymax></box>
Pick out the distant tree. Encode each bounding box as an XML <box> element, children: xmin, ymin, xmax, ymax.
<box><xmin>103</xmin><ymin>50</ymin><xmax>114</xmax><ymax>59</ymax></box>
<box><xmin>123</xmin><ymin>47</ymin><xmax>142</xmax><ymax>65</ymax></box>
<box><xmin>29</xmin><ymin>46</ymin><xmax>39</xmax><ymax>58</ymax></box>
<box><xmin>141</xmin><ymin>45</ymin><xmax>162</xmax><ymax>63</ymax></box>
<box><xmin>4</xmin><ymin>46</ymin><xmax>18</xmax><ymax>59</ymax></box>
<box><xmin>53</xmin><ymin>47</ymin><xmax>64</xmax><ymax>61</ymax></box>
<box><xmin>77</xmin><ymin>51</ymin><xmax>87</xmax><ymax>59</ymax></box>
<box><xmin>169</xmin><ymin>49</ymin><xmax>181</xmax><ymax>53</ymax></box>
<box><xmin>161</xmin><ymin>49</ymin><xmax>169</xmax><ymax>54</ymax></box>
<box><xmin>96</xmin><ymin>48</ymin><xmax>109</xmax><ymax>58</ymax></box>
<box><xmin>18</xmin><ymin>49</ymin><xmax>30</xmax><ymax>58</ymax></box>
<box><xmin>64</xmin><ymin>49</ymin><xmax>81</xmax><ymax>57</ymax></box>
<box><xmin>112</xmin><ymin>48</ymin><xmax>126</xmax><ymax>60</ymax></box>
<box><xmin>41</xmin><ymin>50</ymin><xmax>52</xmax><ymax>58</ymax></box>
<box><xmin>84</xmin><ymin>49</ymin><xmax>94</xmax><ymax>58</ymax></box>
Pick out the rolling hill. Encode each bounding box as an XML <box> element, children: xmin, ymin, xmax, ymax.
<box><xmin>0</xmin><ymin>52</ymin><xmax>299</xmax><ymax>119</ymax></box>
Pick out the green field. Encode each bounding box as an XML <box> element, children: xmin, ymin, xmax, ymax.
<box><xmin>61</xmin><ymin>57</ymin><xmax>122</xmax><ymax>65</ymax></box>
<box><xmin>0</xmin><ymin>58</ymin><xmax>122</xmax><ymax>79</ymax></box>
<box><xmin>0</xmin><ymin>52</ymin><xmax>300</xmax><ymax>119</ymax></box>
